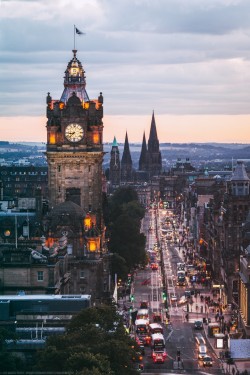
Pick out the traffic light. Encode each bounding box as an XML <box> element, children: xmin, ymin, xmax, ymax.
<box><xmin>130</xmin><ymin>294</ymin><xmax>134</xmax><ymax>302</ymax></box>
<box><xmin>162</xmin><ymin>291</ymin><xmax>167</xmax><ymax>301</ymax></box>
<box><xmin>177</xmin><ymin>350</ymin><xmax>181</xmax><ymax>361</ymax></box>
<box><xmin>127</xmin><ymin>274</ymin><xmax>132</xmax><ymax>285</ymax></box>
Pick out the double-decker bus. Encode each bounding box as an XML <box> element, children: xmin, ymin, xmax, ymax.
<box><xmin>151</xmin><ymin>333</ymin><xmax>167</xmax><ymax>363</ymax></box>
<box><xmin>149</xmin><ymin>323</ymin><xmax>163</xmax><ymax>335</ymax></box>
<box><xmin>136</xmin><ymin>309</ymin><xmax>149</xmax><ymax>320</ymax></box>
<box><xmin>151</xmin><ymin>333</ymin><xmax>165</xmax><ymax>351</ymax></box>
<box><xmin>135</xmin><ymin>319</ymin><xmax>149</xmax><ymax>335</ymax></box>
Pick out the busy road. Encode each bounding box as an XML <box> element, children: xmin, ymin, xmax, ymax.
<box><xmin>126</xmin><ymin>206</ymin><xmax>224</xmax><ymax>373</ymax></box>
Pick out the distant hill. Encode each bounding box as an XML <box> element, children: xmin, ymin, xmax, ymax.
<box><xmin>0</xmin><ymin>142</ymin><xmax>249</xmax><ymax>171</ymax></box>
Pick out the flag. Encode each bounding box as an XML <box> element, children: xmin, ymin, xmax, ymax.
<box><xmin>75</xmin><ymin>27</ymin><xmax>85</xmax><ymax>35</ymax></box>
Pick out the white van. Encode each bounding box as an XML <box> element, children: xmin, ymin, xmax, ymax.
<box><xmin>194</xmin><ymin>333</ymin><xmax>206</xmax><ymax>346</ymax></box>
<box><xmin>198</xmin><ymin>344</ymin><xmax>207</xmax><ymax>359</ymax></box>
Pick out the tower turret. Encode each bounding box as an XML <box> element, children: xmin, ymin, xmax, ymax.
<box><xmin>121</xmin><ymin>132</ymin><xmax>133</xmax><ymax>183</ymax></box>
<box><xmin>109</xmin><ymin>136</ymin><xmax>121</xmax><ymax>190</ymax></box>
<box><xmin>139</xmin><ymin>131</ymin><xmax>149</xmax><ymax>172</ymax></box>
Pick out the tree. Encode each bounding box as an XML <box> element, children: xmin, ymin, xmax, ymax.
<box><xmin>105</xmin><ymin>186</ymin><xmax>147</xmax><ymax>277</ymax></box>
<box><xmin>0</xmin><ymin>328</ymin><xmax>25</xmax><ymax>371</ymax></box>
<box><xmin>34</xmin><ymin>305</ymin><xmax>139</xmax><ymax>375</ymax></box>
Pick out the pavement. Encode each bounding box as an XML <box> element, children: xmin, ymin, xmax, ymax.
<box><xmin>176</xmin><ymin>245</ymin><xmax>249</xmax><ymax>375</ymax></box>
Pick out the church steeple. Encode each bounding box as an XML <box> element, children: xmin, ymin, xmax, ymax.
<box><xmin>148</xmin><ymin>111</ymin><xmax>159</xmax><ymax>154</ymax></box>
<box><xmin>147</xmin><ymin>111</ymin><xmax>162</xmax><ymax>177</ymax></box>
<box><xmin>109</xmin><ymin>136</ymin><xmax>121</xmax><ymax>190</ymax></box>
<box><xmin>139</xmin><ymin>131</ymin><xmax>149</xmax><ymax>171</ymax></box>
<box><xmin>121</xmin><ymin>132</ymin><xmax>133</xmax><ymax>183</ymax></box>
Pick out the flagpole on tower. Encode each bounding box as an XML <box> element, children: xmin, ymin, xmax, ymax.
<box><xmin>74</xmin><ymin>24</ymin><xmax>76</xmax><ymax>50</ymax></box>
<box><xmin>73</xmin><ymin>25</ymin><xmax>85</xmax><ymax>51</ymax></box>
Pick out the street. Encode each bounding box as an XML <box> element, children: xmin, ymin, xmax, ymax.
<box><xmin>124</xmin><ymin>207</ymin><xmax>226</xmax><ymax>374</ymax></box>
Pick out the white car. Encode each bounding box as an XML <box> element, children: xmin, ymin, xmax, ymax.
<box><xmin>177</xmin><ymin>296</ymin><xmax>187</xmax><ymax>305</ymax></box>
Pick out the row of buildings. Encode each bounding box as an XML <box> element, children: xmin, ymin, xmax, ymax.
<box><xmin>177</xmin><ymin>161</ymin><xmax>250</xmax><ymax>337</ymax></box>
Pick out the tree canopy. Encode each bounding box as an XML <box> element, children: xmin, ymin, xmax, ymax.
<box><xmin>105</xmin><ymin>186</ymin><xmax>147</xmax><ymax>279</ymax></box>
<box><xmin>34</xmin><ymin>305</ymin><xmax>140</xmax><ymax>375</ymax></box>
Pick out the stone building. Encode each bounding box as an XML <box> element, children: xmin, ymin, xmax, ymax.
<box><xmin>44</xmin><ymin>49</ymin><xmax>109</xmax><ymax>302</ymax></box>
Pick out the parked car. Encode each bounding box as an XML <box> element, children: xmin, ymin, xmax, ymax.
<box><xmin>194</xmin><ymin>320</ymin><xmax>203</xmax><ymax>330</ymax></box>
<box><xmin>203</xmin><ymin>355</ymin><xmax>213</xmax><ymax>366</ymax></box>
<box><xmin>178</xmin><ymin>296</ymin><xmax>187</xmax><ymax>305</ymax></box>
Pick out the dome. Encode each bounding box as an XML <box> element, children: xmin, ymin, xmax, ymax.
<box><xmin>50</xmin><ymin>201</ymin><xmax>85</xmax><ymax>230</ymax></box>
<box><xmin>60</xmin><ymin>50</ymin><xmax>89</xmax><ymax>105</ymax></box>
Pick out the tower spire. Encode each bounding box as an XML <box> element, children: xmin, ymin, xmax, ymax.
<box><xmin>147</xmin><ymin>111</ymin><xmax>162</xmax><ymax>177</ymax></box>
<box><xmin>121</xmin><ymin>132</ymin><xmax>133</xmax><ymax>183</ymax></box>
<box><xmin>139</xmin><ymin>131</ymin><xmax>149</xmax><ymax>172</ymax></box>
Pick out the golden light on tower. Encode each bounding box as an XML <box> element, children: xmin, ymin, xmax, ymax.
<box><xmin>84</xmin><ymin>214</ymin><xmax>91</xmax><ymax>229</ymax></box>
<box><xmin>86</xmin><ymin>231</ymin><xmax>100</xmax><ymax>253</ymax></box>
<box><xmin>49</xmin><ymin>132</ymin><xmax>56</xmax><ymax>144</ymax></box>
<box><xmin>93</xmin><ymin>132</ymin><xmax>99</xmax><ymax>144</ymax></box>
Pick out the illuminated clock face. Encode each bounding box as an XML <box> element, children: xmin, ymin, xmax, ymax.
<box><xmin>65</xmin><ymin>123</ymin><xmax>84</xmax><ymax>143</ymax></box>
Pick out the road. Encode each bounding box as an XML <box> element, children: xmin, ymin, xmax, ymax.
<box><xmin>131</xmin><ymin>207</ymin><xmax>224</xmax><ymax>374</ymax></box>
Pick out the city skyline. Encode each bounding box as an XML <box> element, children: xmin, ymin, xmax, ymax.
<box><xmin>1</xmin><ymin>0</ymin><xmax>250</xmax><ymax>143</ymax></box>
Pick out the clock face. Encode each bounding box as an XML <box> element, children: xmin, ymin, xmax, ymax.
<box><xmin>65</xmin><ymin>123</ymin><xmax>84</xmax><ymax>142</ymax></box>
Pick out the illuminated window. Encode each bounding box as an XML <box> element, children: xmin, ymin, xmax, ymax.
<box><xmin>89</xmin><ymin>240</ymin><xmax>97</xmax><ymax>252</ymax></box>
<box><xmin>93</xmin><ymin>132</ymin><xmax>99</xmax><ymax>144</ymax></box>
<box><xmin>84</xmin><ymin>215</ymin><xmax>91</xmax><ymax>229</ymax></box>
<box><xmin>49</xmin><ymin>133</ymin><xmax>56</xmax><ymax>144</ymax></box>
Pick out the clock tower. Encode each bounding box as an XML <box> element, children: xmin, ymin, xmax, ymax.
<box><xmin>46</xmin><ymin>50</ymin><xmax>104</xmax><ymax>227</ymax></box>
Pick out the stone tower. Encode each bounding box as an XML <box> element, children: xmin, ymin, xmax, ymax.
<box><xmin>121</xmin><ymin>132</ymin><xmax>133</xmax><ymax>183</ymax></box>
<box><xmin>45</xmin><ymin>49</ymin><xmax>104</xmax><ymax>228</ymax></box>
<box><xmin>45</xmin><ymin>50</ymin><xmax>109</xmax><ymax>301</ymax></box>
<box><xmin>109</xmin><ymin>136</ymin><xmax>121</xmax><ymax>190</ymax></box>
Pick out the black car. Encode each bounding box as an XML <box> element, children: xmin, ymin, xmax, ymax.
<box><xmin>194</xmin><ymin>320</ymin><xmax>203</xmax><ymax>330</ymax></box>
<box><xmin>203</xmin><ymin>356</ymin><xmax>213</xmax><ymax>366</ymax></box>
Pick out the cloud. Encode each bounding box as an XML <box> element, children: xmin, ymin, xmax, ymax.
<box><xmin>1</xmin><ymin>0</ymin><xmax>250</xmax><ymax>128</ymax></box>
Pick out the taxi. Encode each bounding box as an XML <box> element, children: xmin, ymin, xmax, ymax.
<box><xmin>151</xmin><ymin>263</ymin><xmax>158</xmax><ymax>271</ymax></box>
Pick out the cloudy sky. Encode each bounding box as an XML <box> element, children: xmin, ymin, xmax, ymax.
<box><xmin>1</xmin><ymin>0</ymin><xmax>250</xmax><ymax>143</ymax></box>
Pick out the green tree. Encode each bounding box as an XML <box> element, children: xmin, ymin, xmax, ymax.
<box><xmin>105</xmin><ymin>186</ymin><xmax>147</xmax><ymax>276</ymax></box>
<box><xmin>34</xmin><ymin>305</ymin><xmax>139</xmax><ymax>375</ymax></box>
<box><xmin>109</xmin><ymin>213</ymin><xmax>147</xmax><ymax>269</ymax></box>
<box><xmin>0</xmin><ymin>328</ymin><xmax>25</xmax><ymax>371</ymax></box>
